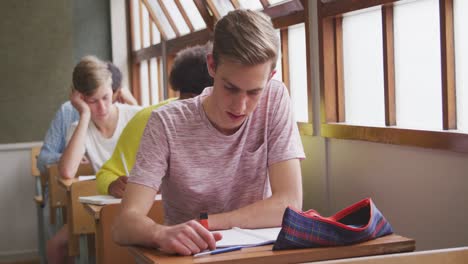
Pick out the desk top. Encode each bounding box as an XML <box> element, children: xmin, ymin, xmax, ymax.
<box><xmin>130</xmin><ymin>234</ymin><xmax>415</xmax><ymax>264</ymax></box>
<box><xmin>58</xmin><ymin>178</ymin><xmax>80</xmax><ymax>191</ymax></box>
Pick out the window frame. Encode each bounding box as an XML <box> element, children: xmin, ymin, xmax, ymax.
<box><xmin>127</xmin><ymin>0</ymin><xmax>314</xmax><ymax>135</ymax></box>
<box><xmin>318</xmin><ymin>0</ymin><xmax>468</xmax><ymax>152</ymax></box>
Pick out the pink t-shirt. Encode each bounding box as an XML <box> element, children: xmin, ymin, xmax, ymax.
<box><xmin>129</xmin><ymin>80</ymin><xmax>305</xmax><ymax>225</ymax></box>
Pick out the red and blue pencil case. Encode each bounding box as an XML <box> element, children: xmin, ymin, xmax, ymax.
<box><xmin>273</xmin><ymin>198</ymin><xmax>393</xmax><ymax>250</ymax></box>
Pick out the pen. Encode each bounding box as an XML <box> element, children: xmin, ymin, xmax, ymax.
<box><xmin>193</xmin><ymin>245</ymin><xmax>243</xmax><ymax>258</ymax></box>
<box><xmin>120</xmin><ymin>151</ymin><xmax>129</xmax><ymax>176</ymax></box>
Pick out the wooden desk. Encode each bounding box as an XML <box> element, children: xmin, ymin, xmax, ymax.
<box><xmin>84</xmin><ymin>200</ymin><xmax>164</xmax><ymax>264</ymax></box>
<box><xmin>309</xmin><ymin>246</ymin><xmax>468</xmax><ymax>264</ymax></box>
<box><xmin>130</xmin><ymin>234</ymin><xmax>415</xmax><ymax>264</ymax></box>
<box><xmin>59</xmin><ymin>177</ymin><xmax>98</xmax><ymax>263</ymax></box>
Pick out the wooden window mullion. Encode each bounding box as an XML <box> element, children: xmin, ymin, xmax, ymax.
<box><xmin>157</xmin><ymin>0</ymin><xmax>181</xmax><ymax>37</ymax></box>
<box><xmin>206</xmin><ymin>0</ymin><xmax>222</xmax><ymax>21</ymax></box>
<box><xmin>335</xmin><ymin>17</ymin><xmax>345</xmax><ymax>122</ymax></box>
<box><xmin>382</xmin><ymin>4</ymin><xmax>396</xmax><ymax>126</ymax></box>
<box><xmin>142</xmin><ymin>0</ymin><xmax>168</xmax><ymax>40</ymax></box>
<box><xmin>319</xmin><ymin>13</ymin><xmax>338</xmax><ymax>123</ymax></box>
<box><xmin>440</xmin><ymin>0</ymin><xmax>456</xmax><ymax>130</ymax></box>
<box><xmin>280</xmin><ymin>29</ymin><xmax>290</xmax><ymax>93</ymax></box>
<box><xmin>194</xmin><ymin>0</ymin><xmax>215</xmax><ymax>31</ymax></box>
<box><xmin>260</xmin><ymin>0</ymin><xmax>270</xmax><ymax>9</ymax></box>
<box><xmin>174</xmin><ymin>0</ymin><xmax>195</xmax><ymax>33</ymax></box>
<box><xmin>230</xmin><ymin>0</ymin><xmax>240</xmax><ymax>9</ymax></box>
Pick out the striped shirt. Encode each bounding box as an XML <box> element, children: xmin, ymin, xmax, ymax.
<box><xmin>129</xmin><ymin>80</ymin><xmax>305</xmax><ymax>225</ymax></box>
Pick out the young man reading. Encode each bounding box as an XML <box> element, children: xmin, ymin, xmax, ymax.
<box><xmin>113</xmin><ymin>10</ymin><xmax>305</xmax><ymax>256</ymax></box>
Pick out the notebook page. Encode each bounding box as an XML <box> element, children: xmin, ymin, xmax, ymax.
<box><xmin>215</xmin><ymin>227</ymin><xmax>281</xmax><ymax>248</ymax></box>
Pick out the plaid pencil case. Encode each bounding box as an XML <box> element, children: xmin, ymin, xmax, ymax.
<box><xmin>273</xmin><ymin>198</ymin><xmax>393</xmax><ymax>250</ymax></box>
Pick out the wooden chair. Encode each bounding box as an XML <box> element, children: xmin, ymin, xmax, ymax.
<box><xmin>56</xmin><ymin>163</ymin><xmax>96</xmax><ymax>264</ymax></box>
<box><xmin>47</xmin><ymin>164</ymin><xmax>68</xmax><ymax>227</ymax></box>
<box><xmin>31</xmin><ymin>146</ymin><xmax>46</xmax><ymax>264</ymax></box>
<box><xmin>85</xmin><ymin>199</ymin><xmax>164</xmax><ymax>264</ymax></box>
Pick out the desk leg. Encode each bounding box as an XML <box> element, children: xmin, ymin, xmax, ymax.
<box><xmin>78</xmin><ymin>234</ymin><xmax>89</xmax><ymax>264</ymax></box>
<box><xmin>55</xmin><ymin>207</ymin><xmax>64</xmax><ymax>233</ymax></box>
<box><xmin>36</xmin><ymin>205</ymin><xmax>47</xmax><ymax>264</ymax></box>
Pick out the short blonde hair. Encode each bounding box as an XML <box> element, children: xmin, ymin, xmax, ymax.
<box><xmin>212</xmin><ymin>9</ymin><xmax>279</xmax><ymax>70</ymax></box>
<box><xmin>72</xmin><ymin>55</ymin><xmax>112</xmax><ymax>96</ymax></box>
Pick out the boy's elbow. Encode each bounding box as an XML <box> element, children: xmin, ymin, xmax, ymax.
<box><xmin>58</xmin><ymin>165</ymin><xmax>74</xmax><ymax>179</ymax></box>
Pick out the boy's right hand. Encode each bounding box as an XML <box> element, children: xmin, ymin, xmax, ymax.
<box><xmin>154</xmin><ymin>220</ymin><xmax>223</xmax><ymax>256</ymax></box>
<box><xmin>108</xmin><ymin>176</ymin><xmax>128</xmax><ymax>198</ymax></box>
<box><xmin>70</xmin><ymin>89</ymin><xmax>91</xmax><ymax>116</ymax></box>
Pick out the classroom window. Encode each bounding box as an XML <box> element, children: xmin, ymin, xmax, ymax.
<box><xmin>145</xmin><ymin>0</ymin><xmax>176</xmax><ymax>39</ymax></box>
<box><xmin>288</xmin><ymin>23</ymin><xmax>308</xmax><ymax>123</ymax></box>
<box><xmin>238</xmin><ymin>0</ymin><xmax>264</xmax><ymax>11</ymax></box>
<box><xmin>127</xmin><ymin>0</ymin><xmax>312</xmax><ymax>135</ymax></box>
<box><xmin>179</xmin><ymin>0</ymin><xmax>206</xmax><ymax>31</ymax></box>
<box><xmin>273</xmin><ymin>29</ymin><xmax>283</xmax><ymax>83</ymax></box>
<box><xmin>394</xmin><ymin>0</ymin><xmax>442</xmax><ymax>131</ymax></box>
<box><xmin>342</xmin><ymin>7</ymin><xmax>385</xmax><ymax>127</ymax></box>
<box><xmin>319</xmin><ymin>0</ymin><xmax>468</xmax><ymax>153</ymax></box>
<box><xmin>161</xmin><ymin>0</ymin><xmax>191</xmax><ymax>36</ymax></box>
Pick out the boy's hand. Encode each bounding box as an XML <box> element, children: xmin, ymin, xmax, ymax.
<box><xmin>108</xmin><ymin>176</ymin><xmax>128</xmax><ymax>198</ymax></box>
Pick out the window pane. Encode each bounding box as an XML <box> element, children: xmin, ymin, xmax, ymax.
<box><xmin>142</xmin><ymin>6</ymin><xmax>151</xmax><ymax>48</ymax></box>
<box><xmin>238</xmin><ymin>0</ymin><xmax>263</xmax><ymax>10</ymax></box>
<box><xmin>394</xmin><ymin>0</ymin><xmax>442</xmax><ymax>130</ymax></box>
<box><xmin>342</xmin><ymin>7</ymin><xmax>385</xmax><ymax>126</ymax></box>
<box><xmin>212</xmin><ymin>0</ymin><xmax>235</xmax><ymax>17</ymax></box>
<box><xmin>179</xmin><ymin>0</ymin><xmax>206</xmax><ymax>31</ymax></box>
<box><xmin>288</xmin><ymin>23</ymin><xmax>308</xmax><ymax>123</ymax></box>
<box><xmin>273</xmin><ymin>29</ymin><xmax>282</xmax><ymax>82</ymax></box>
<box><xmin>268</xmin><ymin>0</ymin><xmax>291</xmax><ymax>6</ymax></box>
<box><xmin>454</xmin><ymin>0</ymin><xmax>468</xmax><ymax>132</ymax></box>
<box><xmin>151</xmin><ymin>23</ymin><xmax>161</xmax><ymax>45</ymax></box>
<box><xmin>146</xmin><ymin>0</ymin><xmax>176</xmax><ymax>39</ymax></box>
<box><xmin>159</xmin><ymin>58</ymin><xmax>165</xmax><ymax>99</ymax></box>
<box><xmin>161</xmin><ymin>0</ymin><xmax>191</xmax><ymax>35</ymax></box>
<box><xmin>140</xmin><ymin>60</ymin><xmax>150</xmax><ymax>106</ymax></box>
<box><xmin>150</xmin><ymin>58</ymin><xmax>159</xmax><ymax>103</ymax></box>
<box><xmin>131</xmin><ymin>0</ymin><xmax>141</xmax><ymax>50</ymax></box>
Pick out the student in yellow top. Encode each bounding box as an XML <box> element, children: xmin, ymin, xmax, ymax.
<box><xmin>96</xmin><ymin>42</ymin><xmax>214</xmax><ymax>197</ymax></box>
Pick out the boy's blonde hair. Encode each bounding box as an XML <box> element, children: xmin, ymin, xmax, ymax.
<box><xmin>72</xmin><ymin>55</ymin><xmax>112</xmax><ymax>96</ymax></box>
<box><xmin>212</xmin><ymin>9</ymin><xmax>279</xmax><ymax>70</ymax></box>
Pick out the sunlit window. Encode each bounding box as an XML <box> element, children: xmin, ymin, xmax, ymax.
<box><xmin>151</xmin><ymin>22</ymin><xmax>161</xmax><ymax>45</ymax></box>
<box><xmin>179</xmin><ymin>0</ymin><xmax>206</xmax><ymax>31</ymax></box>
<box><xmin>272</xmin><ymin>29</ymin><xmax>283</xmax><ymax>82</ymax></box>
<box><xmin>268</xmin><ymin>0</ymin><xmax>290</xmax><ymax>6</ymax></box>
<box><xmin>150</xmin><ymin>58</ymin><xmax>159</xmax><ymax>104</ymax></box>
<box><xmin>394</xmin><ymin>0</ymin><xmax>442</xmax><ymax>130</ymax></box>
<box><xmin>342</xmin><ymin>7</ymin><xmax>385</xmax><ymax>126</ymax></box>
<box><xmin>238</xmin><ymin>0</ymin><xmax>263</xmax><ymax>10</ymax></box>
<box><xmin>212</xmin><ymin>0</ymin><xmax>235</xmax><ymax>17</ymax></box>
<box><xmin>161</xmin><ymin>0</ymin><xmax>191</xmax><ymax>35</ymax></box>
<box><xmin>454</xmin><ymin>0</ymin><xmax>468</xmax><ymax>132</ymax></box>
<box><xmin>131</xmin><ymin>0</ymin><xmax>141</xmax><ymax>50</ymax></box>
<box><xmin>288</xmin><ymin>23</ymin><xmax>308</xmax><ymax>123</ymax></box>
<box><xmin>142</xmin><ymin>6</ymin><xmax>151</xmax><ymax>48</ymax></box>
<box><xmin>140</xmin><ymin>61</ymin><xmax>150</xmax><ymax>106</ymax></box>
<box><xmin>146</xmin><ymin>0</ymin><xmax>176</xmax><ymax>39</ymax></box>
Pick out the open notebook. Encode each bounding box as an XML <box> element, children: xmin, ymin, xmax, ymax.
<box><xmin>215</xmin><ymin>227</ymin><xmax>281</xmax><ymax>248</ymax></box>
<box><xmin>79</xmin><ymin>194</ymin><xmax>162</xmax><ymax>205</ymax></box>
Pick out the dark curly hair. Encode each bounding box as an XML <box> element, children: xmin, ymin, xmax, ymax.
<box><xmin>107</xmin><ymin>62</ymin><xmax>122</xmax><ymax>93</ymax></box>
<box><xmin>169</xmin><ymin>42</ymin><xmax>213</xmax><ymax>95</ymax></box>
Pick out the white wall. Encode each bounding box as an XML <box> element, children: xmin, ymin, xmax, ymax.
<box><xmin>0</xmin><ymin>142</ymin><xmax>41</xmax><ymax>260</ymax></box>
